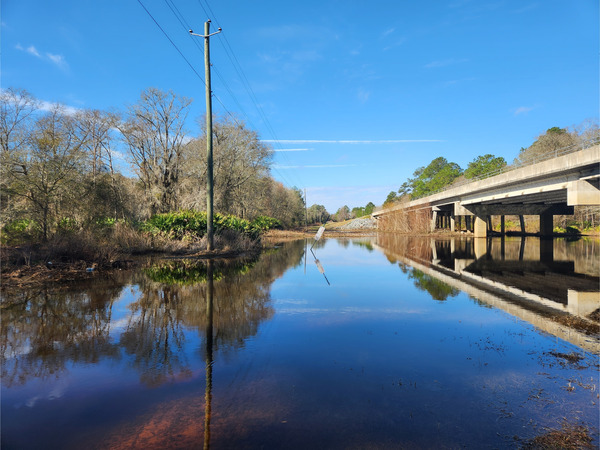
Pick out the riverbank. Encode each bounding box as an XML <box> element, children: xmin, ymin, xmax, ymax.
<box><xmin>0</xmin><ymin>227</ymin><xmax>378</xmax><ymax>289</ymax></box>
<box><xmin>0</xmin><ymin>228</ymin><xmax>261</xmax><ymax>289</ymax></box>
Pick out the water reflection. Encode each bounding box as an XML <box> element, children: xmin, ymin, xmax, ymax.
<box><xmin>205</xmin><ymin>259</ymin><xmax>214</xmax><ymax>450</ymax></box>
<box><xmin>2</xmin><ymin>237</ymin><xmax>599</xmax><ymax>448</ymax></box>
<box><xmin>1</xmin><ymin>283</ymin><xmax>122</xmax><ymax>387</ymax></box>
<box><xmin>310</xmin><ymin>247</ymin><xmax>330</xmax><ymax>286</ymax></box>
<box><xmin>375</xmin><ymin>234</ymin><xmax>600</xmax><ymax>353</ymax></box>
<box><xmin>1</xmin><ymin>241</ymin><xmax>305</xmax><ymax>389</ymax></box>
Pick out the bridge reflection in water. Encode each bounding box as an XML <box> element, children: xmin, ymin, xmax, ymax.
<box><xmin>374</xmin><ymin>234</ymin><xmax>600</xmax><ymax>353</ymax></box>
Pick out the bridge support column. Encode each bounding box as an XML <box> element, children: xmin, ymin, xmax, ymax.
<box><xmin>540</xmin><ymin>238</ymin><xmax>554</xmax><ymax>261</ymax></box>
<box><xmin>473</xmin><ymin>216</ymin><xmax>487</xmax><ymax>238</ymax></box>
<box><xmin>474</xmin><ymin>237</ymin><xmax>487</xmax><ymax>258</ymax></box>
<box><xmin>500</xmin><ymin>216</ymin><xmax>505</xmax><ymax>235</ymax></box>
<box><xmin>519</xmin><ymin>215</ymin><xmax>526</xmax><ymax>234</ymax></box>
<box><xmin>539</xmin><ymin>212</ymin><xmax>554</xmax><ymax>237</ymax></box>
<box><xmin>450</xmin><ymin>215</ymin><xmax>455</xmax><ymax>232</ymax></box>
<box><xmin>431</xmin><ymin>210</ymin><xmax>438</xmax><ymax>233</ymax></box>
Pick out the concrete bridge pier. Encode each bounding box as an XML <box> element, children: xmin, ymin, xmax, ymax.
<box><xmin>473</xmin><ymin>215</ymin><xmax>487</xmax><ymax>238</ymax></box>
<box><xmin>519</xmin><ymin>215</ymin><xmax>526</xmax><ymax>234</ymax></box>
<box><xmin>431</xmin><ymin>210</ymin><xmax>437</xmax><ymax>233</ymax></box>
<box><xmin>540</xmin><ymin>238</ymin><xmax>554</xmax><ymax>261</ymax></box>
<box><xmin>540</xmin><ymin>212</ymin><xmax>554</xmax><ymax>237</ymax></box>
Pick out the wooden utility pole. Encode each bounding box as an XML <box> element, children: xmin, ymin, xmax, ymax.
<box><xmin>304</xmin><ymin>188</ymin><xmax>308</xmax><ymax>229</ymax></box>
<box><xmin>190</xmin><ymin>21</ymin><xmax>221</xmax><ymax>251</ymax></box>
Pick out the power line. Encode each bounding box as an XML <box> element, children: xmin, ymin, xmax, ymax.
<box><xmin>138</xmin><ymin>0</ymin><xmax>303</xmax><ymax>190</ymax></box>
<box><xmin>159</xmin><ymin>1</ymin><xmax>298</xmax><ymax>190</ymax></box>
<box><xmin>136</xmin><ymin>0</ymin><xmax>206</xmax><ymax>85</ymax></box>
<box><xmin>196</xmin><ymin>0</ymin><xmax>306</xmax><ymax>189</ymax></box>
<box><xmin>162</xmin><ymin>0</ymin><xmax>259</xmax><ymax>130</ymax></box>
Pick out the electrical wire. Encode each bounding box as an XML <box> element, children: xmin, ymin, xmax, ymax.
<box><xmin>138</xmin><ymin>0</ymin><xmax>303</xmax><ymax>190</ymax></box>
<box><xmin>197</xmin><ymin>0</ymin><xmax>306</xmax><ymax>190</ymax></box>
<box><xmin>136</xmin><ymin>0</ymin><xmax>206</xmax><ymax>86</ymax></box>
<box><xmin>158</xmin><ymin>1</ymin><xmax>299</xmax><ymax>189</ymax></box>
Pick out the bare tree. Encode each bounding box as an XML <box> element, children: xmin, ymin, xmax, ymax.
<box><xmin>76</xmin><ymin>109</ymin><xmax>119</xmax><ymax>182</ymax></box>
<box><xmin>119</xmin><ymin>88</ymin><xmax>191</xmax><ymax>215</ymax></box>
<box><xmin>0</xmin><ymin>88</ymin><xmax>38</xmax><ymax>155</ymax></box>
<box><xmin>0</xmin><ymin>89</ymin><xmax>39</xmax><ymax>222</ymax></box>
<box><xmin>3</xmin><ymin>104</ymin><xmax>89</xmax><ymax>239</ymax></box>
<box><xmin>182</xmin><ymin>115</ymin><xmax>273</xmax><ymax>218</ymax></box>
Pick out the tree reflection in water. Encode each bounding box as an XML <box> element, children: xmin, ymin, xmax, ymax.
<box><xmin>1</xmin><ymin>240</ymin><xmax>305</xmax><ymax>389</ymax></box>
<box><xmin>407</xmin><ymin>269</ymin><xmax>460</xmax><ymax>301</ymax></box>
<box><xmin>1</xmin><ymin>281</ymin><xmax>124</xmax><ymax>387</ymax></box>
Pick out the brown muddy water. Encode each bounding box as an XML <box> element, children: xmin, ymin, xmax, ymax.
<box><xmin>1</xmin><ymin>235</ymin><xmax>599</xmax><ymax>449</ymax></box>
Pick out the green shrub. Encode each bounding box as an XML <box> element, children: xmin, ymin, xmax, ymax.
<box><xmin>95</xmin><ymin>217</ymin><xmax>117</xmax><ymax>229</ymax></box>
<box><xmin>1</xmin><ymin>219</ymin><xmax>41</xmax><ymax>245</ymax></box>
<box><xmin>56</xmin><ymin>217</ymin><xmax>80</xmax><ymax>234</ymax></box>
<box><xmin>143</xmin><ymin>210</ymin><xmax>266</xmax><ymax>240</ymax></box>
<box><xmin>251</xmin><ymin>216</ymin><xmax>283</xmax><ymax>231</ymax></box>
<box><xmin>553</xmin><ymin>225</ymin><xmax>581</xmax><ymax>235</ymax></box>
<box><xmin>143</xmin><ymin>210</ymin><xmax>207</xmax><ymax>239</ymax></box>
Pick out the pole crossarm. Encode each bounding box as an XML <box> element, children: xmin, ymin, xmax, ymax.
<box><xmin>189</xmin><ymin>29</ymin><xmax>222</xmax><ymax>38</ymax></box>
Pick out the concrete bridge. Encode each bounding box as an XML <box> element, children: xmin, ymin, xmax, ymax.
<box><xmin>373</xmin><ymin>144</ymin><xmax>600</xmax><ymax>237</ymax></box>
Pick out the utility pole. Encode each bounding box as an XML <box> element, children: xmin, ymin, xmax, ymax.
<box><xmin>190</xmin><ymin>21</ymin><xmax>221</xmax><ymax>251</ymax></box>
<box><xmin>304</xmin><ymin>188</ymin><xmax>308</xmax><ymax>229</ymax></box>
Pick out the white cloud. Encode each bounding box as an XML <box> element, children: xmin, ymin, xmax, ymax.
<box><xmin>513</xmin><ymin>105</ymin><xmax>536</xmax><ymax>116</ymax></box>
<box><xmin>273</xmin><ymin>164</ymin><xmax>358</xmax><ymax>169</ymax></box>
<box><xmin>425</xmin><ymin>58</ymin><xmax>468</xmax><ymax>68</ymax></box>
<box><xmin>512</xmin><ymin>3</ymin><xmax>539</xmax><ymax>14</ymax></box>
<box><xmin>38</xmin><ymin>100</ymin><xmax>80</xmax><ymax>116</ymax></box>
<box><xmin>442</xmin><ymin>77</ymin><xmax>476</xmax><ymax>87</ymax></box>
<box><xmin>357</xmin><ymin>89</ymin><xmax>371</xmax><ymax>103</ymax></box>
<box><xmin>46</xmin><ymin>53</ymin><xmax>68</xmax><ymax>69</ymax></box>
<box><xmin>274</xmin><ymin>148</ymin><xmax>314</xmax><ymax>152</ymax></box>
<box><xmin>263</xmin><ymin>139</ymin><xmax>442</xmax><ymax>144</ymax></box>
<box><xmin>15</xmin><ymin>43</ymin><xmax>68</xmax><ymax>70</ymax></box>
<box><xmin>27</xmin><ymin>45</ymin><xmax>41</xmax><ymax>57</ymax></box>
<box><xmin>382</xmin><ymin>27</ymin><xmax>396</xmax><ymax>38</ymax></box>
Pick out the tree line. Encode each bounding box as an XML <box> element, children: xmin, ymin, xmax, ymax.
<box><xmin>384</xmin><ymin>121</ymin><xmax>599</xmax><ymax>207</ymax></box>
<box><xmin>0</xmin><ymin>87</ymin><xmax>307</xmax><ymax>241</ymax></box>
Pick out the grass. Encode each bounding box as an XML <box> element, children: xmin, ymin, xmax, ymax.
<box><xmin>523</xmin><ymin>421</ymin><xmax>596</xmax><ymax>449</ymax></box>
<box><xmin>0</xmin><ymin>214</ymin><xmax>264</xmax><ymax>288</ymax></box>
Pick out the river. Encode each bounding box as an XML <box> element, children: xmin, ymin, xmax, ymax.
<box><xmin>1</xmin><ymin>235</ymin><xmax>598</xmax><ymax>449</ymax></box>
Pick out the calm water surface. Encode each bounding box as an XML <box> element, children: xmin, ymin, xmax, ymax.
<box><xmin>2</xmin><ymin>236</ymin><xmax>599</xmax><ymax>449</ymax></box>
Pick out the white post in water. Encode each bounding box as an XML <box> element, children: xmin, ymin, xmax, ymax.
<box><xmin>312</xmin><ymin>226</ymin><xmax>325</xmax><ymax>249</ymax></box>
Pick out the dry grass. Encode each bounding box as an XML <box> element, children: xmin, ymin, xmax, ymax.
<box><xmin>376</xmin><ymin>206</ymin><xmax>432</xmax><ymax>234</ymax></box>
<box><xmin>523</xmin><ymin>421</ymin><xmax>596</xmax><ymax>449</ymax></box>
<box><xmin>0</xmin><ymin>223</ymin><xmax>261</xmax><ymax>288</ymax></box>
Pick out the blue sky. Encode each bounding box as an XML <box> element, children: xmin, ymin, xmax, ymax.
<box><xmin>2</xmin><ymin>0</ymin><xmax>598</xmax><ymax>213</ymax></box>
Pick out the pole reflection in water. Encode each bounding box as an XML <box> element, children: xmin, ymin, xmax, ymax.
<box><xmin>204</xmin><ymin>259</ymin><xmax>214</xmax><ymax>450</ymax></box>
<box><xmin>310</xmin><ymin>247</ymin><xmax>330</xmax><ymax>286</ymax></box>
